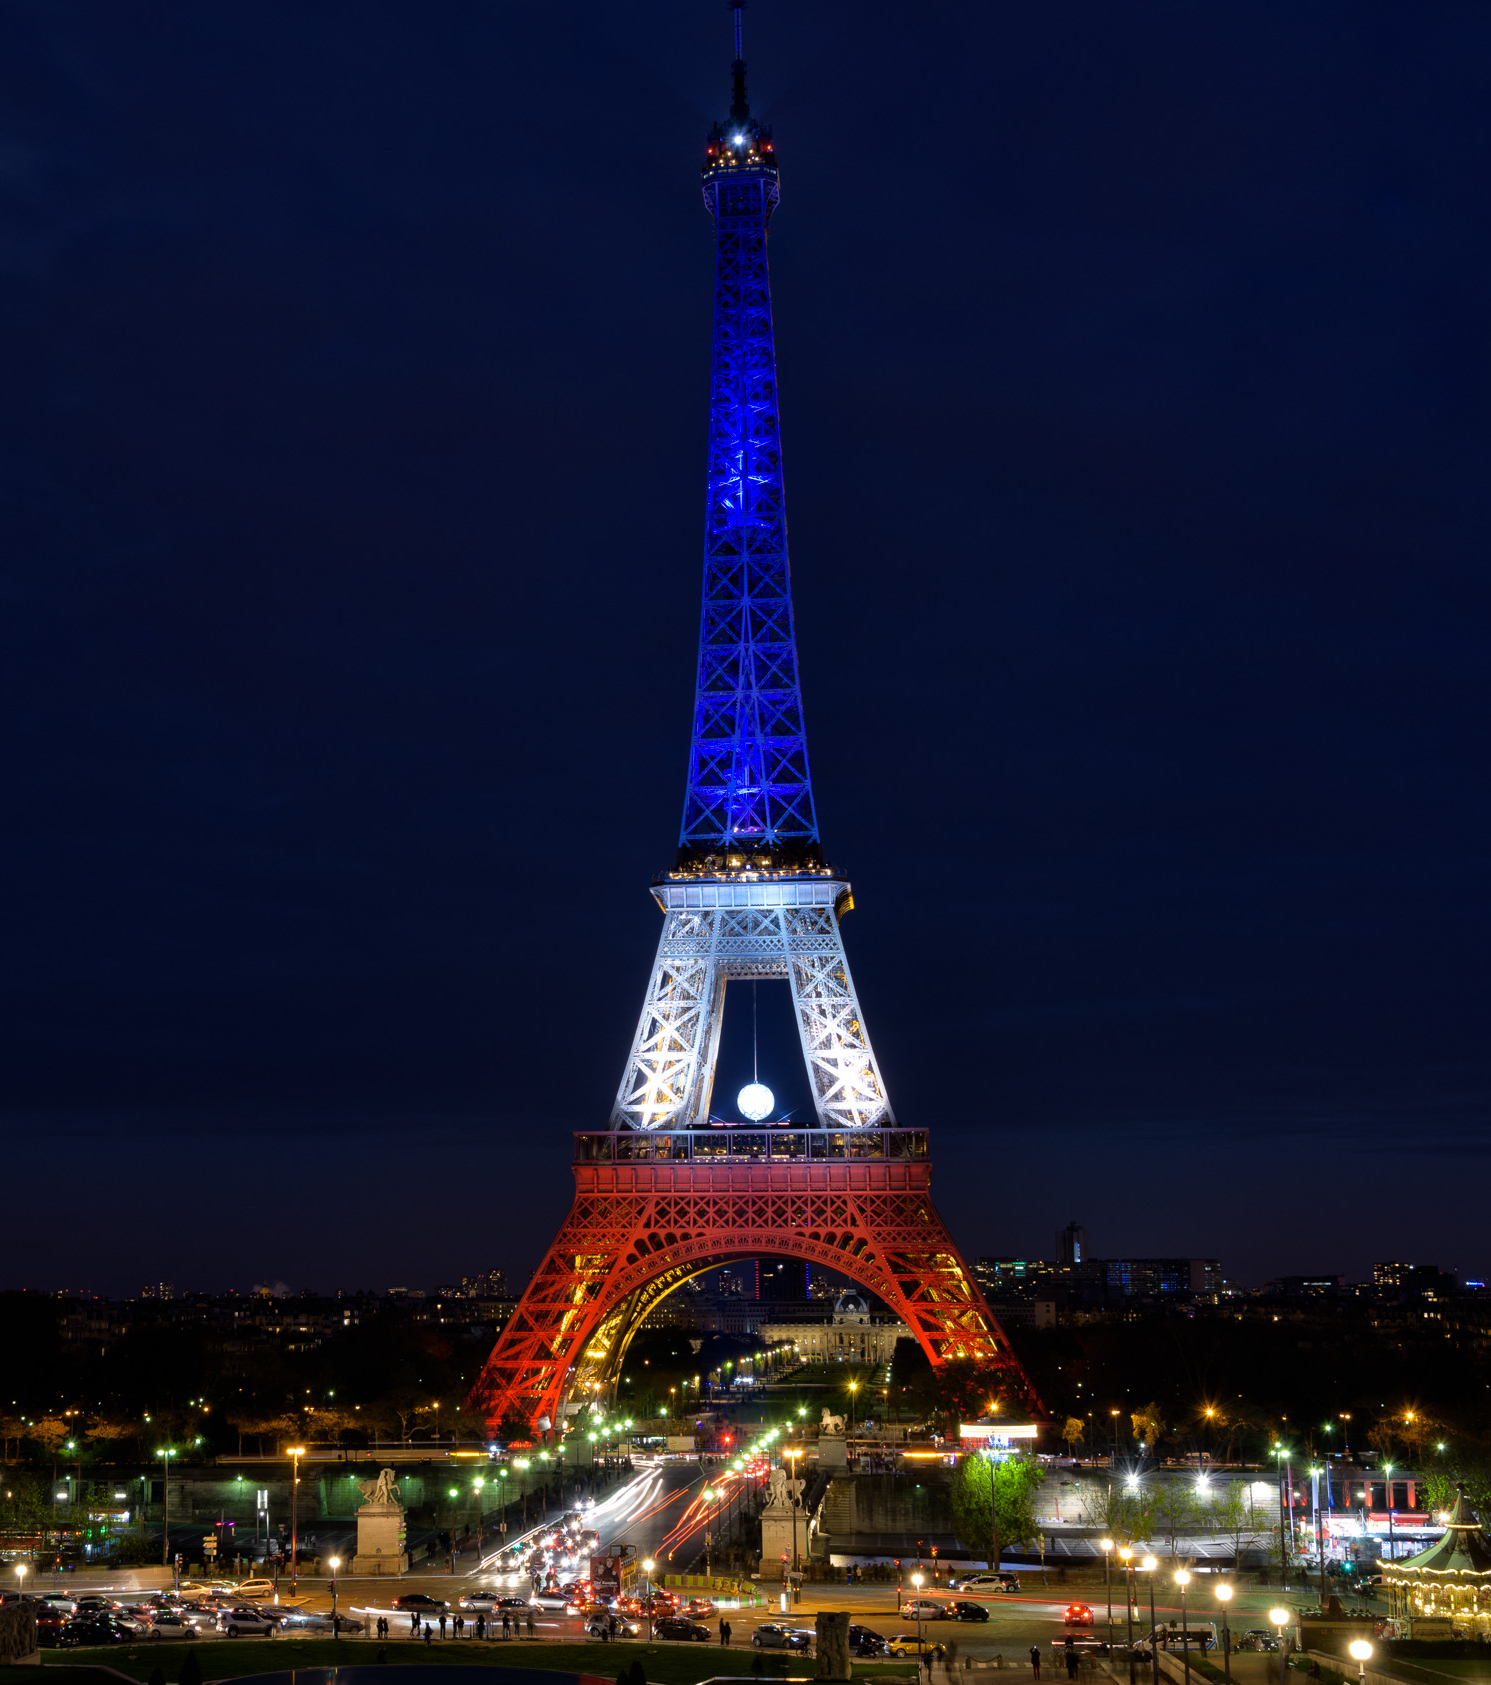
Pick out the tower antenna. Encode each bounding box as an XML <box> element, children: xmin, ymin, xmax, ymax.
<box><xmin>729</xmin><ymin>0</ymin><xmax>749</xmax><ymax>120</ymax></box>
<box><xmin>752</xmin><ymin>980</ymin><xmax>759</xmax><ymax>1085</ymax></box>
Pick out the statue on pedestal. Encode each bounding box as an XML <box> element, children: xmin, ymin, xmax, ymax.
<box><xmin>351</xmin><ymin>1466</ymin><xmax>409</xmax><ymax>1577</ymax></box>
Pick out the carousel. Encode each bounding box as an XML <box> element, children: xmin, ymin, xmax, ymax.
<box><xmin>1382</xmin><ymin>1488</ymin><xmax>1491</xmax><ymax>1636</ymax></box>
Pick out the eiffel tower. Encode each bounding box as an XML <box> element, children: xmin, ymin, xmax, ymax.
<box><xmin>472</xmin><ymin>6</ymin><xmax>1037</xmax><ymax>1434</ymax></box>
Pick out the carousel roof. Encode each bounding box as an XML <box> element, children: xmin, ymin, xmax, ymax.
<box><xmin>1385</xmin><ymin>1489</ymin><xmax>1491</xmax><ymax>1579</ymax></box>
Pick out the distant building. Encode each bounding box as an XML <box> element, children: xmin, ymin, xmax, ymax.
<box><xmin>757</xmin><ymin>1259</ymin><xmax>809</xmax><ymax>1302</ymax></box>
<box><xmin>1057</xmin><ymin>1222</ymin><xmax>1088</xmax><ymax>1266</ymax></box>
<box><xmin>760</xmin><ymin>1290</ymin><xmax>908</xmax><ymax>1365</ymax></box>
<box><xmin>141</xmin><ymin>1282</ymin><xmax>174</xmax><ymax>1301</ymax></box>
<box><xmin>1100</xmin><ymin>1258</ymin><xmax>1221</xmax><ymax>1299</ymax></box>
<box><xmin>974</xmin><ymin>1257</ymin><xmax>1051</xmax><ymax>1294</ymax></box>
<box><xmin>1263</xmin><ymin>1274</ymin><xmax>1348</xmax><ymax>1297</ymax></box>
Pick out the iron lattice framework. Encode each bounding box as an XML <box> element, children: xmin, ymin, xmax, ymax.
<box><xmin>471</xmin><ymin>12</ymin><xmax>1038</xmax><ymax>1433</ymax></box>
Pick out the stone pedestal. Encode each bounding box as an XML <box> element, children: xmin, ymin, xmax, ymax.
<box><xmin>815</xmin><ymin>1610</ymin><xmax>850</xmax><ymax>1680</ymax></box>
<box><xmin>816</xmin><ymin>1433</ymin><xmax>848</xmax><ymax>1468</ymax></box>
<box><xmin>760</xmin><ymin>1507</ymin><xmax>799</xmax><ymax>1578</ymax></box>
<box><xmin>351</xmin><ymin>1503</ymin><xmax>408</xmax><ymax>1576</ymax></box>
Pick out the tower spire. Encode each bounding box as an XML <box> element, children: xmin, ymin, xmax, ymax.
<box><xmin>729</xmin><ymin>0</ymin><xmax>749</xmax><ymax>120</ymax></box>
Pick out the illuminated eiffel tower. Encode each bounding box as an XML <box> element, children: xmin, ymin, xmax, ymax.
<box><xmin>472</xmin><ymin>6</ymin><xmax>1037</xmax><ymax>1434</ymax></box>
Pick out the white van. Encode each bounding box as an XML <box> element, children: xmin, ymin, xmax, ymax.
<box><xmin>1134</xmin><ymin>1623</ymin><xmax>1218</xmax><ymax>1654</ymax></box>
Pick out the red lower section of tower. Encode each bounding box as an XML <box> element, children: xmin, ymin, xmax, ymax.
<box><xmin>470</xmin><ymin>1139</ymin><xmax>1040</xmax><ymax>1432</ymax></box>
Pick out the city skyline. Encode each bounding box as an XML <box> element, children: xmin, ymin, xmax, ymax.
<box><xmin>4</xmin><ymin>2</ymin><xmax>1488</xmax><ymax>1297</ymax></box>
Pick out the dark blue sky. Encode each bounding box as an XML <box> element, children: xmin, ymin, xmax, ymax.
<box><xmin>4</xmin><ymin>2</ymin><xmax>1488</xmax><ymax>1294</ymax></box>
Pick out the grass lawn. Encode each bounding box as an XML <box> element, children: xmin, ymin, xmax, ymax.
<box><xmin>39</xmin><ymin>1637</ymin><xmax>922</xmax><ymax>1684</ymax></box>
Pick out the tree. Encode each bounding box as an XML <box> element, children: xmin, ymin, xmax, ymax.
<box><xmin>950</xmin><ymin>1454</ymin><xmax>1043</xmax><ymax>1569</ymax></box>
<box><xmin>1085</xmin><ymin>1478</ymin><xmax>1155</xmax><ymax>1546</ymax></box>
<box><xmin>1062</xmin><ymin>1418</ymin><xmax>1086</xmax><ymax>1458</ymax></box>
<box><xmin>1130</xmin><ymin>1405</ymin><xmax>1164</xmax><ymax>1454</ymax></box>
<box><xmin>1209</xmin><ymin>1482</ymin><xmax>1271</xmax><ymax>1566</ymax></box>
<box><xmin>1151</xmin><ymin>1481</ymin><xmax>1201</xmax><ymax>1559</ymax></box>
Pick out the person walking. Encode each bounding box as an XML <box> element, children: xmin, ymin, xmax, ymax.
<box><xmin>1030</xmin><ymin>1644</ymin><xmax>1042</xmax><ymax>1678</ymax></box>
<box><xmin>410</xmin><ymin>1610</ymin><xmax>420</xmax><ymax>1637</ymax></box>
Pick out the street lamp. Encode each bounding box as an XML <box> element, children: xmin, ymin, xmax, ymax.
<box><xmin>1349</xmin><ymin>1640</ymin><xmax>1373</xmax><ymax>1684</ymax></box>
<box><xmin>515</xmin><ymin>1458</ymin><xmax>530</xmax><ymax>1527</ymax></box>
<box><xmin>785</xmin><ymin>1447</ymin><xmax>803</xmax><ymax>1576</ymax></box>
<box><xmin>849</xmin><ymin>1380</ymin><xmax>858</xmax><ymax>1433</ymax></box>
<box><xmin>702</xmin><ymin>1488</ymin><xmax>716</xmax><ymax>1576</ymax></box>
<box><xmin>287</xmin><ymin>1447</ymin><xmax>306</xmax><ymax>1587</ymax></box>
<box><xmin>1383</xmin><ymin>1463</ymin><xmax>1396</xmax><ymax>1564</ymax></box>
<box><xmin>473</xmin><ymin>1476</ymin><xmax>485</xmax><ymax>1554</ymax></box>
<box><xmin>1100</xmin><ymin>1539</ymin><xmax>1114</xmax><ymax>1648</ymax></box>
<box><xmin>157</xmin><ymin>1448</ymin><xmax>177</xmax><ymax>1567</ymax></box>
<box><xmin>1216</xmin><ymin>1584</ymin><xmax>1234</xmax><ymax>1685</ymax></box>
<box><xmin>1269</xmin><ymin>1607</ymin><xmax>1291</xmax><ymax>1685</ymax></box>
<box><xmin>329</xmin><ymin>1556</ymin><xmax>341</xmax><ymax>1634</ymax></box>
<box><xmin>14</xmin><ymin>1565</ymin><xmax>25</xmax><ymax>1601</ymax></box>
<box><xmin>1119</xmin><ymin>1547</ymin><xmax>1136</xmax><ymax>1685</ymax></box>
<box><xmin>1142</xmin><ymin>1556</ymin><xmax>1159</xmax><ymax>1685</ymax></box>
<box><xmin>911</xmin><ymin>1569</ymin><xmax>925</xmax><ymax>1658</ymax></box>
<box><xmin>1174</xmin><ymin>1571</ymin><xmax>1192</xmax><ymax>1685</ymax></box>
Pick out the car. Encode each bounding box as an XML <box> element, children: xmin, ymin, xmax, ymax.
<box><xmin>1065</xmin><ymin>1604</ymin><xmax>1095</xmax><ymax>1627</ymax></box>
<box><xmin>951</xmin><ymin>1601</ymin><xmax>991</xmax><ymax>1622</ymax></box>
<box><xmin>459</xmin><ymin>1592</ymin><xmax>502</xmax><ymax>1610</ymax></box>
<box><xmin>586</xmin><ymin>1613</ymin><xmax>642</xmax><ymax>1640</ymax></box>
<box><xmin>279</xmin><ymin>1610</ymin><xmax>364</xmax><ymax>1634</ymax></box>
<box><xmin>530</xmin><ymin>1590</ymin><xmax>579</xmax><ymax>1611</ymax></box>
<box><xmin>886</xmin><ymin>1634</ymin><xmax>949</xmax><ymax>1659</ymax></box>
<box><xmin>40</xmin><ymin>1594</ymin><xmax>78</xmax><ymax>1615</ymax></box>
<box><xmin>1134</xmin><ymin>1624</ymin><xmax>1218</xmax><ymax>1655</ymax></box>
<box><xmin>1237</xmin><ymin>1631</ymin><xmax>1280</xmax><ymax>1653</ymax></box>
<box><xmin>848</xmin><ymin>1624</ymin><xmax>888</xmax><ymax>1657</ymax></box>
<box><xmin>35</xmin><ymin>1613</ymin><xmax>72</xmax><ymax>1648</ymax></box>
<box><xmin>901</xmin><ymin>1598</ymin><xmax>950</xmax><ymax>1621</ymax></box>
<box><xmin>148</xmin><ymin>1614</ymin><xmax>199</xmax><ymax>1639</ymax></box>
<box><xmin>391</xmin><ymin>1593</ymin><xmax>449</xmax><ymax>1611</ymax></box>
<box><xmin>72</xmin><ymin>1596</ymin><xmax>113</xmax><ymax>1614</ymax></box>
<box><xmin>654</xmin><ymin>1616</ymin><xmax>710</xmax><ymax>1641</ymax></box>
<box><xmin>218</xmin><ymin>1605</ymin><xmax>278</xmax><ymax>1637</ymax></box>
<box><xmin>232</xmin><ymin>1578</ymin><xmax>278</xmax><ymax>1602</ymax></box>
<box><xmin>949</xmin><ymin>1571</ymin><xmax>1021</xmax><ymax>1592</ymax></box>
<box><xmin>752</xmin><ymin>1624</ymin><xmax>814</xmax><ymax>1651</ymax></box>
<box><xmin>63</xmin><ymin>1616</ymin><xmax>136</xmax><ymax>1646</ymax></box>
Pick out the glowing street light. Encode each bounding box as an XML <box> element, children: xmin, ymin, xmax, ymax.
<box><xmin>1349</xmin><ymin>1640</ymin><xmax>1373</xmax><ymax>1685</ymax></box>
<box><xmin>1174</xmin><ymin>1571</ymin><xmax>1193</xmax><ymax>1685</ymax></box>
<box><xmin>328</xmin><ymin>1556</ymin><xmax>341</xmax><ymax>1633</ymax></box>
<box><xmin>1270</xmin><ymin>1609</ymin><xmax>1291</xmax><ymax>1685</ymax></box>
<box><xmin>287</xmin><ymin>1446</ymin><xmax>307</xmax><ymax>1586</ymax></box>
<box><xmin>1216</xmin><ymin>1584</ymin><xmax>1234</xmax><ymax>1684</ymax></box>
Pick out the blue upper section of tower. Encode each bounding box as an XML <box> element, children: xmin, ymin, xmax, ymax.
<box><xmin>678</xmin><ymin>11</ymin><xmax>822</xmax><ymax>872</ymax></box>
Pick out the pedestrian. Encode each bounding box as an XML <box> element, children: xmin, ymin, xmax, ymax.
<box><xmin>1030</xmin><ymin>1645</ymin><xmax>1041</xmax><ymax>1678</ymax></box>
<box><xmin>526</xmin><ymin>1610</ymin><xmax>535</xmax><ymax>1639</ymax></box>
<box><xmin>424</xmin><ymin>1623</ymin><xmax>433</xmax><ymax>1645</ymax></box>
<box><xmin>439</xmin><ymin>1612</ymin><xmax>447</xmax><ymax>1639</ymax></box>
<box><xmin>1065</xmin><ymin>1639</ymin><xmax>1078</xmax><ymax>1681</ymax></box>
<box><xmin>720</xmin><ymin>1618</ymin><xmax>728</xmax><ymax>1646</ymax></box>
<box><xmin>476</xmin><ymin>1614</ymin><xmax>485</xmax><ymax>1641</ymax></box>
<box><xmin>410</xmin><ymin>1611</ymin><xmax>420</xmax><ymax>1637</ymax></box>
<box><xmin>502</xmin><ymin>1610</ymin><xmax>511</xmax><ymax>1639</ymax></box>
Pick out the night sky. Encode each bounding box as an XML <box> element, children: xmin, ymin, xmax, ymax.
<box><xmin>5</xmin><ymin>3</ymin><xmax>1489</xmax><ymax>1296</ymax></box>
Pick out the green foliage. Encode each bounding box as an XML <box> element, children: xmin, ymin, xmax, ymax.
<box><xmin>1086</xmin><ymin>1478</ymin><xmax>1155</xmax><ymax>1545</ymax></box>
<box><xmin>1207</xmin><ymin>1482</ymin><xmax>1271</xmax><ymax>1556</ymax></box>
<box><xmin>950</xmin><ymin>1454</ymin><xmax>1043</xmax><ymax>1568</ymax></box>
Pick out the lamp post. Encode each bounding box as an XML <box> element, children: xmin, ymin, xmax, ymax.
<box><xmin>287</xmin><ymin>1446</ymin><xmax>306</xmax><ymax>1587</ymax></box>
<box><xmin>1120</xmin><ymin>1547</ymin><xmax>1136</xmax><ymax>1685</ymax></box>
<box><xmin>1101</xmin><ymin>1539</ymin><xmax>1115</xmax><ymax>1649</ymax></box>
<box><xmin>911</xmin><ymin>1569</ymin><xmax>925</xmax><ymax>1658</ymax></box>
<box><xmin>515</xmin><ymin>1458</ymin><xmax>529</xmax><ymax>1527</ymax></box>
<box><xmin>785</xmin><ymin>1447</ymin><xmax>802</xmax><ymax>1575</ymax></box>
<box><xmin>1383</xmin><ymin>1463</ymin><xmax>1396</xmax><ymax>1564</ymax></box>
<box><xmin>473</xmin><ymin>1476</ymin><xmax>485</xmax><ymax>1555</ymax></box>
<box><xmin>849</xmin><ymin>1380</ymin><xmax>858</xmax><ymax>1433</ymax></box>
<box><xmin>1349</xmin><ymin>1639</ymin><xmax>1373</xmax><ymax>1685</ymax></box>
<box><xmin>1269</xmin><ymin>1606</ymin><xmax>1291</xmax><ymax>1685</ymax></box>
<box><xmin>1175</xmin><ymin>1570</ymin><xmax>1192</xmax><ymax>1685</ymax></box>
<box><xmin>702</xmin><ymin>1488</ymin><xmax>716</xmax><ymax>1576</ymax></box>
<box><xmin>14</xmin><ymin>1564</ymin><xmax>26</xmax><ymax>1602</ymax></box>
<box><xmin>1216</xmin><ymin>1584</ymin><xmax>1234</xmax><ymax>1685</ymax></box>
<box><xmin>329</xmin><ymin>1556</ymin><xmax>340</xmax><ymax>1635</ymax></box>
<box><xmin>1143</xmin><ymin>1556</ymin><xmax>1159</xmax><ymax>1685</ymax></box>
<box><xmin>158</xmin><ymin>1448</ymin><xmax>177</xmax><ymax>1567</ymax></box>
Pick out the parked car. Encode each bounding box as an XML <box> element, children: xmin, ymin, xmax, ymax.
<box><xmin>886</xmin><ymin>1634</ymin><xmax>949</xmax><ymax>1659</ymax></box>
<box><xmin>901</xmin><ymin>1598</ymin><xmax>950</xmax><ymax>1621</ymax></box>
<box><xmin>390</xmin><ymin>1593</ymin><xmax>448</xmax><ymax>1612</ymax></box>
<box><xmin>948</xmin><ymin>1571</ymin><xmax>1021</xmax><ymax>1593</ymax></box>
<box><xmin>1065</xmin><ymin>1604</ymin><xmax>1095</xmax><ymax>1626</ymax></box>
<box><xmin>1134</xmin><ymin>1624</ymin><xmax>1218</xmax><ymax>1654</ymax></box>
<box><xmin>752</xmin><ymin>1624</ymin><xmax>814</xmax><ymax>1651</ymax></box>
<box><xmin>951</xmin><ymin>1601</ymin><xmax>991</xmax><ymax>1622</ymax></box>
<box><xmin>848</xmin><ymin>1624</ymin><xmax>888</xmax><ymax>1656</ymax></box>
<box><xmin>218</xmin><ymin>1605</ymin><xmax>278</xmax><ymax>1637</ymax></box>
<box><xmin>654</xmin><ymin>1616</ymin><xmax>710</xmax><ymax>1641</ymax></box>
